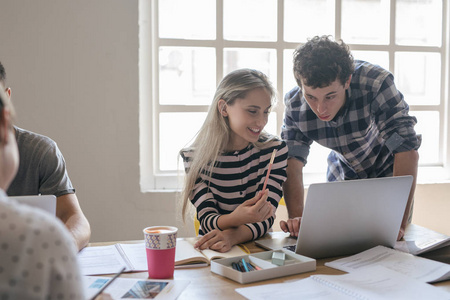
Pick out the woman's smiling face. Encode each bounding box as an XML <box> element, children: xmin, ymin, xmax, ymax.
<box><xmin>219</xmin><ymin>87</ymin><xmax>272</xmax><ymax>151</ymax></box>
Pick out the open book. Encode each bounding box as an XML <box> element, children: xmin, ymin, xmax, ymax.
<box><xmin>236</xmin><ymin>265</ymin><xmax>450</xmax><ymax>300</ymax></box>
<box><xmin>78</xmin><ymin>238</ymin><xmax>248</xmax><ymax>275</ymax></box>
<box><xmin>175</xmin><ymin>237</ymin><xmax>248</xmax><ymax>267</ymax></box>
<box><xmin>395</xmin><ymin>223</ymin><xmax>450</xmax><ymax>255</ymax></box>
<box><xmin>325</xmin><ymin>245</ymin><xmax>450</xmax><ymax>283</ymax></box>
<box><xmin>78</xmin><ymin>243</ymin><xmax>148</xmax><ymax>275</ymax></box>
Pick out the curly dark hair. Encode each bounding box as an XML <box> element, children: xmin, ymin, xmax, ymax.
<box><xmin>293</xmin><ymin>35</ymin><xmax>355</xmax><ymax>88</ymax></box>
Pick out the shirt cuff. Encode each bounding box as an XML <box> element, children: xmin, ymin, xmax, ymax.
<box><xmin>385</xmin><ymin>132</ymin><xmax>405</xmax><ymax>153</ymax></box>
<box><xmin>286</xmin><ymin>140</ymin><xmax>309</xmax><ymax>164</ymax></box>
<box><xmin>385</xmin><ymin>132</ymin><xmax>421</xmax><ymax>153</ymax></box>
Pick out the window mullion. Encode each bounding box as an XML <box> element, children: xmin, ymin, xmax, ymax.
<box><xmin>335</xmin><ymin>0</ymin><xmax>342</xmax><ymax>39</ymax></box>
<box><xmin>276</xmin><ymin>0</ymin><xmax>285</xmax><ymax>135</ymax></box>
<box><xmin>217</xmin><ymin>0</ymin><xmax>224</xmax><ymax>84</ymax></box>
<box><xmin>443</xmin><ymin>0</ymin><xmax>450</xmax><ymax>171</ymax></box>
<box><xmin>152</xmin><ymin>0</ymin><xmax>161</xmax><ymax>186</ymax></box>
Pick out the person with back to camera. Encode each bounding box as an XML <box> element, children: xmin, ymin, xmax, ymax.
<box><xmin>280</xmin><ymin>35</ymin><xmax>420</xmax><ymax>240</ymax></box>
<box><xmin>180</xmin><ymin>68</ymin><xmax>288</xmax><ymax>253</ymax></box>
<box><xmin>0</xmin><ymin>84</ymin><xmax>114</xmax><ymax>300</ymax></box>
<box><xmin>0</xmin><ymin>61</ymin><xmax>91</xmax><ymax>251</ymax></box>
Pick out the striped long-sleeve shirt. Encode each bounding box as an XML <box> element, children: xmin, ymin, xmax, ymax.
<box><xmin>181</xmin><ymin>137</ymin><xmax>288</xmax><ymax>239</ymax></box>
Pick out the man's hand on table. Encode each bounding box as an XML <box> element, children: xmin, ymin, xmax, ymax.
<box><xmin>280</xmin><ymin>217</ymin><xmax>301</xmax><ymax>237</ymax></box>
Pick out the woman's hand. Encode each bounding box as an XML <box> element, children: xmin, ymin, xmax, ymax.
<box><xmin>231</xmin><ymin>190</ymin><xmax>273</xmax><ymax>225</ymax></box>
<box><xmin>194</xmin><ymin>229</ymin><xmax>237</xmax><ymax>253</ymax></box>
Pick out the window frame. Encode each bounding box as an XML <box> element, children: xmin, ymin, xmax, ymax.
<box><xmin>139</xmin><ymin>0</ymin><xmax>450</xmax><ymax>191</ymax></box>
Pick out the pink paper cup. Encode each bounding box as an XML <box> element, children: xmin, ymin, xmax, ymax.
<box><xmin>143</xmin><ymin>226</ymin><xmax>178</xmax><ymax>279</ymax></box>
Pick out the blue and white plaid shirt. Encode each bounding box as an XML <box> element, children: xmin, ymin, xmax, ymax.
<box><xmin>282</xmin><ymin>60</ymin><xmax>421</xmax><ymax>181</ymax></box>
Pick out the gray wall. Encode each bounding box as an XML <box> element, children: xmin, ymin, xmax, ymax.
<box><xmin>0</xmin><ymin>0</ymin><xmax>193</xmax><ymax>242</ymax></box>
<box><xmin>0</xmin><ymin>0</ymin><xmax>448</xmax><ymax>243</ymax></box>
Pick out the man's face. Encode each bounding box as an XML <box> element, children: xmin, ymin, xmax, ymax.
<box><xmin>301</xmin><ymin>77</ymin><xmax>351</xmax><ymax>122</ymax></box>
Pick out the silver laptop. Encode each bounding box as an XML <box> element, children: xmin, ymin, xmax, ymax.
<box><xmin>9</xmin><ymin>195</ymin><xmax>57</xmax><ymax>215</ymax></box>
<box><xmin>256</xmin><ymin>176</ymin><xmax>413</xmax><ymax>258</ymax></box>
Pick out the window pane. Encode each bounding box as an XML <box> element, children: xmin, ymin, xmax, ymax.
<box><xmin>396</xmin><ymin>0</ymin><xmax>442</xmax><ymax>46</ymax></box>
<box><xmin>411</xmin><ymin>111</ymin><xmax>440</xmax><ymax>165</ymax></box>
<box><xmin>283</xmin><ymin>49</ymin><xmax>297</xmax><ymax>95</ymax></box>
<box><xmin>342</xmin><ymin>0</ymin><xmax>390</xmax><ymax>45</ymax></box>
<box><xmin>351</xmin><ymin>51</ymin><xmax>389</xmax><ymax>72</ymax></box>
<box><xmin>159</xmin><ymin>0</ymin><xmax>215</xmax><ymax>40</ymax></box>
<box><xmin>223</xmin><ymin>48</ymin><xmax>277</xmax><ymax>87</ymax></box>
<box><xmin>160</xmin><ymin>112</ymin><xmax>207</xmax><ymax>171</ymax></box>
<box><xmin>265</xmin><ymin>112</ymin><xmax>278</xmax><ymax>136</ymax></box>
<box><xmin>395</xmin><ymin>52</ymin><xmax>441</xmax><ymax>106</ymax></box>
<box><xmin>159</xmin><ymin>47</ymin><xmax>216</xmax><ymax>105</ymax></box>
<box><xmin>284</xmin><ymin>0</ymin><xmax>335</xmax><ymax>43</ymax></box>
<box><xmin>303</xmin><ymin>143</ymin><xmax>329</xmax><ymax>177</ymax></box>
<box><xmin>223</xmin><ymin>0</ymin><xmax>277</xmax><ymax>41</ymax></box>
<box><xmin>161</xmin><ymin>113</ymin><xmax>277</xmax><ymax>171</ymax></box>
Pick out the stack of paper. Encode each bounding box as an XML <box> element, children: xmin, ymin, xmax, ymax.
<box><xmin>236</xmin><ymin>265</ymin><xmax>450</xmax><ymax>300</ymax></box>
<box><xmin>325</xmin><ymin>245</ymin><xmax>450</xmax><ymax>283</ymax></box>
<box><xmin>394</xmin><ymin>224</ymin><xmax>450</xmax><ymax>255</ymax></box>
<box><xmin>236</xmin><ymin>245</ymin><xmax>450</xmax><ymax>299</ymax></box>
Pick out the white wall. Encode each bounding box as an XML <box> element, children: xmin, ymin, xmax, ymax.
<box><xmin>0</xmin><ymin>0</ymin><xmax>448</xmax><ymax>243</ymax></box>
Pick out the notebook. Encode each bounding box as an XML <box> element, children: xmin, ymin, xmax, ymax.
<box><xmin>9</xmin><ymin>195</ymin><xmax>57</xmax><ymax>215</ymax></box>
<box><xmin>256</xmin><ymin>176</ymin><xmax>413</xmax><ymax>259</ymax></box>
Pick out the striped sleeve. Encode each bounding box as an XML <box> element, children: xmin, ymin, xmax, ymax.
<box><xmin>245</xmin><ymin>141</ymin><xmax>288</xmax><ymax>239</ymax></box>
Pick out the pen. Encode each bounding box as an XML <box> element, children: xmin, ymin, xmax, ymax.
<box><xmin>237</xmin><ymin>261</ymin><xmax>245</xmax><ymax>272</ymax></box>
<box><xmin>262</xmin><ymin>149</ymin><xmax>277</xmax><ymax>191</ymax></box>
<box><xmin>237</xmin><ymin>244</ymin><xmax>250</xmax><ymax>254</ymax></box>
<box><xmin>89</xmin><ymin>266</ymin><xmax>126</xmax><ymax>300</ymax></box>
<box><xmin>248</xmin><ymin>262</ymin><xmax>262</xmax><ymax>271</ymax></box>
<box><xmin>231</xmin><ymin>262</ymin><xmax>240</xmax><ymax>271</ymax></box>
<box><xmin>241</xmin><ymin>258</ymin><xmax>250</xmax><ymax>272</ymax></box>
<box><xmin>246</xmin><ymin>261</ymin><xmax>255</xmax><ymax>271</ymax></box>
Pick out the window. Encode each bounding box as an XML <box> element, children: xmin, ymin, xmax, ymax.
<box><xmin>140</xmin><ymin>0</ymin><xmax>450</xmax><ymax>191</ymax></box>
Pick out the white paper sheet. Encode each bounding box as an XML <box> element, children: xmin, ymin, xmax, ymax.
<box><xmin>83</xmin><ymin>276</ymin><xmax>189</xmax><ymax>300</ymax></box>
<box><xmin>325</xmin><ymin>245</ymin><xmax>450</xmax><ymax>283</ymax></box>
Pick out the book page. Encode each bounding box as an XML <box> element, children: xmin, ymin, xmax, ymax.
<box><xmin>175</xmin><ymin>239</ymin><xmax>209</xmax><ymax>265</ymax></box>
<box><xmin>312</xmin><ymin>266</ymin><xmax>450</xmax><ymax>300</ymax></box>
<box><xmin>201</xmin><ymin>244</ymin><xmax>248</xmax><ymax>261</ymax></box>
<box><xmin>117</xmin><ymin>243</ymin><xmax>148</xmax><ymax>271</ymax></box>
<box><xmin>325</xmin><ymin>245</ymin><xmax>450</xmax><ymax>283</ymax></box>
<box><xmin>78</xmin><ymin>245</ymin><xmax>129</xmax><ymax>275</ymax></box>
<box><xmin>175</xmin><ymin>237</ymin><xmax>247</xmax><ymax>265</ymax></box>
<box><xmin>394</xmin><ymin>224</ymin><xmax>450</xmax><ymax>255</ymax></box>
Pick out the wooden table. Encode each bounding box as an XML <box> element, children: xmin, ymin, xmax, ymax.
<box><xmin>88</xmin><ymin>235</ymin><xmax>450</xmax><ymax>299</ymax></box>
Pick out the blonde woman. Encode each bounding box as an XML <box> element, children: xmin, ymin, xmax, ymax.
<box><xmin>180</xmin><ymin>69</ymin><xmax>288</xmax><ymax>253</ymax></box>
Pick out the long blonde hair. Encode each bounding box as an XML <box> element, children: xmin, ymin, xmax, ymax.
<box><xmin>180</xmin><ymin>68</ymin><xmax>277</xmax><ymax>220</ymax></box>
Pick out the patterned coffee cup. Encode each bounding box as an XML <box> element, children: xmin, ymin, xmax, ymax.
<box><xmin>144</xmin><ymin>226</ymin><xmax>177</xmax><ymax>250</ymax></box>
<box><xmin>143</xmin><ymin>226</ymin><xmax>178</xmax><ymax>279</ymax></box>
